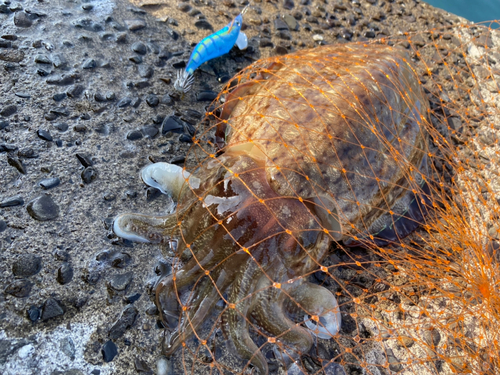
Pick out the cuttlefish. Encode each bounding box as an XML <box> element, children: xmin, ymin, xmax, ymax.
<box><xmin>114</xmin><ymin>43</ymin><xmax>430</xmax><ymax>374</ymax></box>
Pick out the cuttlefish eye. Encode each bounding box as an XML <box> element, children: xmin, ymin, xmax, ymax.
<box><xmin>236</xmin><ymin>21</ymin><xmax>241</xmax><ymax>26</ymax></box>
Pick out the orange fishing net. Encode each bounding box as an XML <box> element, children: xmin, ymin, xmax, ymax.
<box><xmin>162</xmin><ymin>22</ymin><xmax>500</xmax><ymax>375</ymax></box>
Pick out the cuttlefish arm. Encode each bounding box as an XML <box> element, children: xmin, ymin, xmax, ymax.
<box><xmin>113</xmin><ymin>163</ymin><xmax>199</xmax><ymax>243</ymax></box>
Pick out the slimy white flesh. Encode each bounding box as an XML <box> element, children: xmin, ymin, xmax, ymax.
<box><xmin>141</xmin><ymin>162</ymin><xmax>200</xmax><ymax>198</ymax></box>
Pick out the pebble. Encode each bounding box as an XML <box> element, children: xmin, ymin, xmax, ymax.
<box><xmin>117</xmin><ymin>97</ymin><xmax>132</xmax><ymax>108</ymax></box>
<box><xmin>35</xmin><ymin>54</ymin><xmax>51</xmax><ymax>64</ymax></box>
<box><xmin>134</xmin><ymin>358</ymin><xmax>152</xmax><ymax>373</ymax></box>
<box><xmin>26</xmin><ymin>195</ymin><xmax>60</xmax><ymax>221</ymax></box>
<box><xmin>196</xmin><ymin>91</ymin><xmax>218</xmax><ymax>101</ymax></box>
<box><xmin>12</xmin><ymin>254</ymin><xmax>42</xmax><ymax>278</ymax></box>
<box><xmin>27</xmin><ymin>305</ymin><xmax>41</xmax><ymax>321</ymax></box>
<box><xmin>82</xmin><ymin>58</ymin><xmax>97</xmax><ymax>69</ymax></box>
<box><xmin>0</xmin><ymin>220</ymin><xmax>6</xmax><ymax>232</ymax></box>
<box><xmin>39</xmin><ymin>177</ymin><xmax>60</xmax><ymax>190</ymax></box>
<box><xmin>161</xmin><ymin>116</ymin><xmax>184</xmax><ymax>134</ymax></box>
<box><xmin>138</xmin><ymin>64</ymin><xmax>153</xmax><ymax>78</ymax></box>
<box><xmin>0</xmin><ymin>120</ymin><xmax>8</xmax><ymax>130</ymax></box>
<box><xmin>127</xmin><ymin>130</ymin><xmax>143</xmax><ymax>141</ymax></box>
<box><xmin>0</xmin><ymin>143</ymin><xmax>17</xmax><ymax>153</ymax></box>
<box><xmin>18</xmin><ymin>148</ymin><xmax>38</xmax><ymax>159</ymax></box>
<box><xmin>42</xmin><ymin>298</ymin><xmax>65</xmax><ymax>321</ymax></box>
<box><xmin>53</xmin><ymin>93</ymin><xmax>67</xmax><ymax>101</ymax></box>
<box><xmin>57</xmin><ymin>263</ymin><xmax>73</xmax><ymax>284</ymax></box>
<box><xmin>0</xmin><ymin>104</ymin><xmax>17</xmax><ymax>117</ymax></box>
<box><xmin>82</xmin><ymin>167</ymin><xmax>97</xmax><ymax>183</ymax></box>
<box><xmin>109</xmin><ymin>305</ymin><xmax>138</xmax><ymax>340</ymax></box>
<box><xmin>146</xmin><ymin>94</ymin><xmax>159</xmax><ymax>107</ymax></box>
<box><xmin>66</xmin><ymin>84</ymin><xmax>85</xmax><ymax>98</ymax></box>
<box><xmin>75</xmin><ymin>153</ymin><xmax>92</xmax><ymax>167</ymax></box>
<box><xmin>129</xmin><ymin>55</ymin><xmax>142</xmax><ymax>64</ymax></box>
<box><xmin>52</xmin><ymin>54</ymin><xmax>67</xmax><ymax>68</ymax></box>
<box><xmin>102</xmin><ymin>340</ymin><xmax>118</xmax><ymax>362</ymax></box>
<box><xmin>7</xmin><ymin>154</ymin><xmax>26</xmax><ymax>174</ymax></box>
<box><xmin>5</xmin><ymin>280</ymin><xmax>32</xmax><ymax>298</ymax></box>
<box><xmin>195</xmin><ymin>19</ymin><xmax>213</xmax><ymax>30</ymax></box>
<box><xmin>125</xmin><ymin>19</ymin><xmax>146</xmax><ymax>31</ymax></box>
<box><xmin>124</xmin><ymin>293</ymin><xmax>141</xmax><ymax>304</ymax></box>
<box><xmin>14</xmin><ymin>12</ymin><xmax>33</xmax><ymax>28</ymax></box>
<box><xmin>108</xmin><ymin>272</ymin><xmax>133</xmax><ymax>291</ymax></box>
<box><xmin>47</xmin><ymin>74</ymin><xmax>76</xmax><ymax>85</ymax></box>
<box><xmin>142</xmin><ymin>126</ymin><xmax>158</xmax><ymax>138</ymax></box>
<box><xmin>423</xmin><ymin>326</ymin><xmax>441</xmax><ymax>348</ymax></box>
<box><xmin>0</xmin><ymin>195</ymin><xmax>24</xmax><ymax>208</ymax></box>
<box><xmin>37</xmin><ymin>129</ymin><xmax>53</xmax><ymax>141</ymax></box>
<box><xmin>59</xmin><ymin>337</ymin><xmax>76</xmax><ymax>360</ymax></box>
<box><xmin>131</xmin><ymin>42</ymin><xmax>147</xmax><ymax>55</ymax></box>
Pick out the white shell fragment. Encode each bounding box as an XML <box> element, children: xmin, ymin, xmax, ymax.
<box><xmin>235</xmin><ymin>31</ymin><xmax>248</xmax><ymax>50</ymax></box>
<box><xmin>141</xmin><ymin>162</ymin><xmax>200</xmax><ymax>198</ymax></box>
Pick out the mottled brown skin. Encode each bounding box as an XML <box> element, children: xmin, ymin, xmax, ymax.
<box><xmin>114</xmin><ymin>43</ymin><xmax>430</xmax><ymax>374</ymax></box>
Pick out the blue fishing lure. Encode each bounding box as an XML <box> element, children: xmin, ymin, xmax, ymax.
<box><xmin>174</xmin><ymin>10</ymin><xmax>248</xmax><ymax>94</ymax></box>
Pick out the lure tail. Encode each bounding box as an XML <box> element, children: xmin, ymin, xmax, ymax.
<box><xmin>174</xmin><ymin>69</ymin><xmax>195</xmax><ymax>94</ymax></box>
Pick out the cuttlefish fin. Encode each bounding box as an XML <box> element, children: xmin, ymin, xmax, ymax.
<box><xmin>235</xmin><ymin>31</ymin><xmax>248</xmax><ymax>50</ymax></box>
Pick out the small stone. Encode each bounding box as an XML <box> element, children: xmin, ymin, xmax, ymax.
<box><xmin>161</xmin><ymin>116</ymin><xmax>184</xmax><ymax>134</ymax></box>
<box><xmin>37</xmin><ymin>129</ymin><xmax>53</xmax><ymax>141</ymax></box>
<box><xmin>142</xmin><ymin>126</ymin><xmax>158</xmax><ymax>138</ymax></box>
<box><xmin>12</xmin><ymin>254</ymin><xmax>42</xmax><ymax>278</ymax></box>
<box><xmin>7</xmin><ymin>154</ymin><xmax>26</xmax><ymax>174</ymax></box>
<box><xmin>146</xmin><ymin>94</ymin><xmax>159</xmax><ymax>107</ymax></box>
<box><xmin>138</xmin><ymin>64</ymin><xmax>153</xmax><ymax>78</ymax></box>
<box><xmin>66</xmin><ymin>84</ymin><xmax>85</xmax><ymax>98</ymax></box>
<box><xmin>82</xmin><ymin>167</ymin><xmax>97</xmax><ymax>183</ymax></box>
<box><xmin>108</xmin><ymin>272</ymin><xmax>133</xmax><ymax>291</ymax></box>
<box><xmin>127</xmin><ymin>130</ymin><xmax>143</xmax><ymax>141</ymax></box>
<box><xmin>5</xmin><ymin>280</ymin><xmax>32</xmax><ymax>298</ymax></box>
<box><xmin>26</xmin><ymin>195</ymin><xmax>60</xmax><ymax>221</ymax></box>
<box><xmin>60</xmin><ymin>337</ymin><xmax>76</xmax><ymax>360</ymax></box>
<box><xmin>195</xmin><ymin>19</ymin><xmax>213</xmax><ymax>30</ymax></box>
<box><xmin>134</xmin><ymin>358</ymin><xmax>152</xmax><ymax>373</ymax></box>
<box><xmin>196</xmin><ymin>91</ymin><xmax>218</xmax><ymax>102</ymax></box>
<box><xmin>132</xmin><ymin>42</ymin><xmax>147</xmax><ymax>55</ymax></box>
<box><xmin>0</xmin><ymin>220</ymin><xmax>6</xmax><ymax>232</ymax></box>
<box><xmin>117</xmin><ymin>97</ymin><xmax>132</xmax><ymax>108</ymax></box>
<box><xmin>0</xmin><ymin>195</ymin><xmax>24</xmax><ymax>208</ymax></box>
<box><xmin>53</xmin><ymin>93</ymin><xmax>67</xmax><ymax>101</ymax></box>
<box><xmin>125</xmin><ymin>19</ymin><xmax>146</xmax><ymax>31</ymax></box>
<box><xmin>109</xmin><ymin>305</ymin><xmax>138</xmax><ymax>340</ymax></box>
<box><xmin>14</xmin><ymin>12</ymin><xmax>33</xmax><ymax>28</ymax></box>
<box><xmin>102</xmin><ymin>340</ymin><xmax>118</xmax><ymax>362</ymax></box>
<box><xmin>53</xmin><ymin>122</ymin><xmax>68</xmax><ymax>132</ymax></box>
<box><xmin>75</xmin><ymin>153</ymin><xmax>92</xmax><ymax>167</ymax></box>
<box><xmin>0</xmin><ymin>105</ymin><xmax>16</xmax><ymax>117</ymax></box>
<box><xmin>82</xmin><ymin>58</ymin><xmax>97</xmax><ymax>69</ymax></box>
<box><xmin>274</xmin><ymin>18</ymin><xmax>289</xmax><ymax>31</ymax></box>
<box><xmin>35</xmin><ymin>54</ymin><xmax>51</xmax><ymax>64</ymax></box>
<box><xmin>42</xmin><ymin>298</ymin><xmax>65</xmax><ymax>321</ymax></box>
<box><xmin>51</xmin><ymin>54</ymin><xmax>67</xmax><ymax>68</ymax></box>
<box><xmin>27</xmin><ymin>306</ymin><xmax>40</xmax><ymax>321</ymax></box>
<box><xmin>179</xmin><ymin>134</ymin><xmax>193</xmax><ymax>143</ymax></box>
<box><xmin>18</xmin><ymin>148</ymin><xmax>38</xmax><ymax>159</ymax></box>
<box><xmin>39</xmin><ymin>177</ymin><xmax>60</xmax><ymax>190</ymax></box>
<box><xmin>260</xmin><ymin>37</ymin><xmax>273</xmax><ymax>48</ymax></box>
<box><xmin>124</xmin><ymin>293</ymin><xmax>141</xmax><ymax>304</ymax></box>
<box><xmin>47</xmin><ymin>74</ymin><xmax>76</xmax><ymax>85</ymax></box>
<box><xmin>282</xmin><ymin>14</ymin><xmax>298</xmax><ymax>30</ymax></box>
<box><xmin>129</xmin><ymin>55</ymin><xmax>142</xmax><ymax>64</ymax></box>
<box><xmin>0</xmin><ymin>121</ymin><xmax>8</xmax><ymax>130</ymax></box>
<box><xmin>57</xmin><ymin>263</ymin><xmax>73</xmax><ymax>285</ymax></box>
<box><xmin>423</xmin><ymin>327</ymin><xmax>441</xmax><ymax>348</ymax></box>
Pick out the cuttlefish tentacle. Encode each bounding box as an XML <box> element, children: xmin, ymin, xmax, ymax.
<box><xmin>286</xmin><ymin>282</ymin><xmax>341</xmax><ymax>340</ymax></box>
<box><xmin>250</xmin><ymin>276</ymin><xmax>314</xmax><ymax>366</ymax></box>
<box><xmin>163</xmin><ymin>267</ymin><xmax>233</xmax><ymax>356</ymax></box>
<box><xmin>113</xmin><ymin>213</ymin><xmax>178</xmax><ymax>243</ymax></box>
<box><xmin>222</xmin><ymin>258</ymin><xmax>268</xmax><ymax>375</ymax></box>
